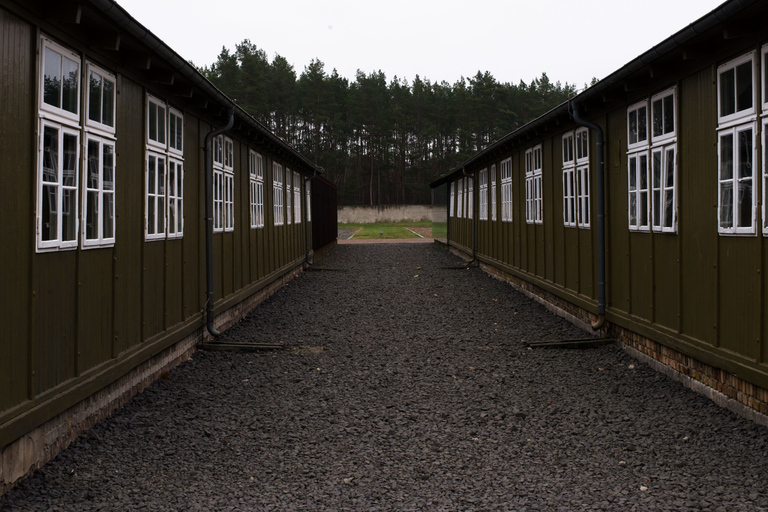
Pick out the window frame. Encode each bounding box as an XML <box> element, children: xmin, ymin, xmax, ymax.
<box><xmin>490</xmin><ymin>164</ymin><xmax>497</xmax><ymax>222</ymax></box>
<box><xmin>718</xmin><ymin>51</ymin><xmax>756</xmax><ymax>129</ymax></box>
<box><xmin>146</xmin><ymin>94</ymin><xmax>167</xmax><ymax>151</ymax></box>
<box><xmin>167</xmin><ymin>158</ymin><xmax>184</xmax><ymax>238</ymax></box>
<box><xmin>718</xmin><ymin>122</ymin><xmax>757</xmax><ymax>235</ymax></box>
<box><xmin>85</xmin><ymin>62</ymin><xmax>116</xmax><ymax>136</ymax></box>
<box><xmin>273</xmin><ymin>162</ymin><xmax>284</xmax><ymax>226</ymax></box>
<box><xmin>562</xmin><ymin>132</ymin><xmax>576</xmax><ymax>228</ymax></box>
<box><xmin>526</xmin><ymin>145</ymin><xmax>543</xmax><ymax>225</ymax></box>
<box><xmin>449</xmin><ymin>181</ymin><xmax>455</xmax><ymax>217</ymax></box>
<box><xmin>39</xmin><ymin>37</ymin><xmax>81</xmax><ymax>126</ymax></box>
<box><xmin>500</xmin><ymin>158</ymin><xmax>512</xmax><ymax>223</ymax></box>
<box><xmin>650</xmin><ymin>88</ymin><xmax>677</xmax><ymax>145</ymax></box>
<box><xmin>37</xmin><ymin>121</ymin><xmax>81</xmax><ymax>251</ymax></box>
<box><xmin>627</xmin><ymin>100</ymin><xmax>649</xmax><ymax>151</ymax></box>
<box><xmin>457</xmin><ymin>177</ymin><xmax>464</xmax><ymax>219</ymax></box>
<box><xmin>286</xmin><ymin>167</ymin><xmax>292</xmax><ymax>225</ymax></box>
<box><xmin>628</xmin><ymin>151</ymin><xmax>650</xmax><ymax>231</ymax></box>
<box><xmin>168</xmin><ymin>107</ymin><xmax>183</xmax><ymax>156</ymax></box>
<box><xmin>82</xmin><ymin>134</ymin><xmax>116</xmax><ymax>248</ymax></box>
<box><xmin>145</xmin><ymin>151</ymin><xmax>167</xmax><ymax>240</ymax></box>
<box><xmin>293</xmin><ymin>171</ymin><xmax>302</xmax><ymax>224</ymax></box>
<box><xmin>478</xmin><ymin>168</ymin><xmax>488</xmax><ymax>221</ymax></box>
<box><xmin>249</xmin><ymin>150</ymin><xmax>265</xmax><ymax>229</ymax></box>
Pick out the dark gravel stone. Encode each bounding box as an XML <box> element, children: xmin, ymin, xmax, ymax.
<box><xmin>3</xmin><ymin>244</ymin><xmax>768</xmax><ymax>511</ymax></box>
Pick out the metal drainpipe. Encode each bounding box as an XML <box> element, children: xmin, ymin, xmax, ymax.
<box><xmin>571</xmin><ymin>103</ymin><xmax>606</xmax><ymax>330</ymax></box>
<box><xmin>463</xmin><ymin>167</ymin><xmax>477</xmax><ymax>266</ymax></box>
<box><xmin>304</xmin><ymin>168</ymin><xmax>319</xmax><ymax>265</ymax></box>
<box><xmin>203</xmin><ymin>107</ymin><xmax>235</xmax><ymax>337</ymax></box>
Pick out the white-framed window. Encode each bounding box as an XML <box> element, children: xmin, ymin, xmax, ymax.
<box><xmin>37</xmin><ymin>38</ymin><xmax>83</xmax><ymax>252</ymax></box>
<box><xmin>306</xmin><ymin>184</ymin><xmax>312</xmax><ymax>223</ymax></box>
<box><xmin>286</xmin><ymin>168</ymin><xmax>292</xmax><ymax>225</ymax></box>
<box><xmin>224</xmin><ymin>172</ymin><xmax>234</xmax><ymax>231</ymax></box>
<box><xmin>38</xmin><ymin>122</ymin><xmax>80</xmax><ymax>250</ymax></box>
<box><xmin>651</xmin><ymin>145</ymin><xmax>676</xmax><ymax>231</ymax></box>
<box><xmin>467</xmin><ymin>176</ymin><xmax>474</xmax><ymax>220</ymax></box>
<box><xmin>526</xmin><ymin>145</ymin><xmax>542</xmax><ymax>224</ymax></box>
<box><xmin>449</xmin><ymin>181</ymin><xmax>455</xmax><ymax>217</ymax></box>
<box><xmin>147</xmin><ymin>95</ymin><xmax>166</xmax><ymax>150</ymax></box>
<box><xmin>562</xmin><ymin>132</ymin><xmax>575</xmax><ymax>227</ymax></box>
<box><xmin>294</xmin><ymin>171</ymin><xmax>302</xmax><ymax>224</ymax></box>
<box><xmin>628</xmin><ymin>152</ymin><xmax>650</xmax><ymax>231</ymax></box>
<box><xmin>40</xmin><ymin>37</ymin><xmax>80</xmax><ymax>125</ymax></box>
<box><xmin>719</xmin><ymin>123</ymin><xmax>756</xmax><ymax>234</ymax></box>
<box><xmin>168</xmin><ymin>159</ymin><xmax>183</xmax><ymax>238</ymax></box>
<box><xmin>718</xmin><ymin>54</ymin><xmax>756</xmax><ymax>235</ymax></box>
<box><xmin>457</xmin><ymin>177</ymin><xmax>464</xmax><ymax>219</ymax></box>
<box><xmin>146</xmin><ymin>95</ymin><xmax>184</xmax><ymax>240</ymax></box>
<box><xmin>212</xmin><ymin>135</ymin><xmax>233</xmax><ymax>233</ymax></box>
<box><xmin>500</xmin><ymin>158</ymin><xmax>512</xmax><ymax>222</ymax></box>
<box><xmin>478</xmin><ymin>168</ymin><xmax>488</xmax><ymax>221</ymax></box>
<box><xmin>575</xmin><ymin>128</ymin><xmax>590</xmax><ymax>228</ymax></box>
<box><xmin>85</xmin><ymin>62</ymin><xmax>115</xmax><ymax>135</ymax></box>
<box><xmin>273</xmin><ymin>162</ymin><xmax>284</xmax><ymax>226</ymax></box>
<box><xmin>249</xmin><ymin>150</ymin><xmax>264</xmax><ymax>229</ymax></box>
<box><xmin>83</xmin><ymin>135</ymin><xmax>116</xmax><ymax>247</ymax></box>
<box><xmin>719</xmin><ymin>52</ymin><xmax>756</xmax><ymax>129</ymax></box>
<box><xmin>627</xmin><ymin>100</ymin><xmax>650</xmax><ymax>231</ymax></box>
<box><xmin>146</xmin><ymin>152</ymin><xmax>166</xmax><ymax>239</ymax></box>
<box><xmin>490</xmin><ymin>164</ymin><xmax>497</xmax><ymax>222</ymax></box>
<box><xmin>168</xmin><ymin>108</ymin><xmax>183</xmax><ymax>155</ymax></box>
<box><xmin>628</xmin><ymin>88</ymin><xmax>677</xmax><ymax>233</ymax></box>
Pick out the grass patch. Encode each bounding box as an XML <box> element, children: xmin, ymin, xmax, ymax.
<box><xmin>339</xmin><ymin>221</ymin><xmax>431</xmax><ymax>239</ymax></box>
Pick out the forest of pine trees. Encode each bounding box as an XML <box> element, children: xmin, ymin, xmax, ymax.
<box><xmin>201</xmin><ymin>40</ymin><xmax>580</xmax><ymax>206</ymax></box>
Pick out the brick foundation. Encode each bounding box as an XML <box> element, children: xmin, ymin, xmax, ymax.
<box><xmin>0</xmin><ymin>264</ymin><xmax>304</xmax><ymax>495</ymax></box>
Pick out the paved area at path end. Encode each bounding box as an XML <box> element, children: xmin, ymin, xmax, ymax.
<box><xmin>2</xmin><ymin>244</ymin><xmax>768</xmax><ymax>511</ymax></box>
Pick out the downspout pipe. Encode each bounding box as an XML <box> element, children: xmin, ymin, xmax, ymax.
<box><xmin>572</xmin><ymin>103</ymin><xmax>606</xmax><ymax>330</ymax></box>
<box><xmin>304</xmin><ymin>168</ymin><xmax>319</xmax><ymax>266</ymax></box>
<box><xmin>203</xmin><ymin>107</ymin><xmax>235</xmax><ymax>337</ymax></box>
<box><xmin>463</xmin><ymin>167</ymin><xmax>477</xmax><ymax>266</ymax></box>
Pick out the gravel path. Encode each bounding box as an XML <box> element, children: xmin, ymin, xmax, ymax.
<box><xmin>3</xmin><ymin>244</ymin><xmax>768</xmax><ymax>511</ymax></box>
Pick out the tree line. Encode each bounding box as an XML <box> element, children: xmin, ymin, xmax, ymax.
<box><xmin>201</xmin><ymin>40</ymin><xmax>581</xmax><ymax>205</ymax></box>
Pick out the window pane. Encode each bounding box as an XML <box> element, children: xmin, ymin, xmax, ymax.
<box><xmin>88</xmin><ymin>71</ymin><xmax>102</xmax><ymax>123</ymax></box>
<box><xmin>736</xmin><ymin>61</ymin><xmax>753</xmax><ymax>113</ymax></box>
<box><xmin>86</xmin><ymin>190</ymin><xmax>98</xmax><ymax>239</ymax></box>
<box><xmin>665</xmin><ymin>149</ymin><xmax>675</xmax><ymax>188</ymax></box>
<box><xmin>663</xmin><ymin>95</ymin><xmax>674</xmax><ymax>134</ymax></box>
<box><xmin>87</xmin><ymin>139</ymin><xmax>100</xmax><ymax>189</ymax></box>
<box><xmin>738</xmin><ymin>129</ymin><xmax>752</xmax><ymax>179</ymax></box>
<box><xmin>720</xmin><ymin>133</ymin><xmax>734</xmax><ymax>180</ymax></box>
<box><xmin>62</xmin><ymin>56</ymin><xmax>79</xmax><ymax>114</ymax></box>
<box><xmin>720</xmin><ymin>183</ymin><xmax>733</xmax><ymax>228</ymax></box>
<box><xmin>639</xmin><ymin>154</ymin><xmax>648</xmax><ymax>190</ymax></box>
<box><xmin>652</xmin><ymin>99</ymin><xmax>662</xmax><ymax>137</ymax></box>
<box><xmin>62</xmin><ymin>188</ymin><xmax>76</xmax><ymax>241</ymax></box>
<box><xmin>664</xmin><ymin>191</ymin><xmax>673</xmax><ymax>229</ymax></box>
<box><xmin>103</xmin><ymin>145</ymin><xmax>114</xmax><ymax>191</ymax></box>
<box><xmin>103</xmin><ymin>193</ymin><xmax>114</xmax><ymax>239</ymax></box>
<box><xmin>629</xmin><ymin>111</ymin><xmax>637</xmax><ymax>145</ymax></box>
<box><xmin>168</xmin><ymin>161</ymin><xmax>176</xmax><ymax>196</ymax></box>
<box><xmin>639</xmin><ymin>191</ymin><xmax>648</xmax><ymax>226</ymax></box>
<box><xmin>103</xmin><ymin>78</ymin><xmax>114</xmax><ymax>127</ymax></box>
<box><xmin>629</xmin><ymin>157</ymin><xmax>637</xmax><ymax>190</ymax></box>
<box><xmin>158</xmin><ymin>106</ymin><xmax>166</xmax><ymax>144</ymax></box>
<box><xmin>42</xmin><ymin>185</ymin><xmax>57</xmax><ymax>241</ymax></box>
<box><xmin>148</xmin><ymin>156</ymin><xmax>156</xmax><ymax>194</ymax></box>
<box><xmin>62</xmin><ymin>134</ymin><xmax>77</xmax><ymax>187</ymax></box>
<box><xmin>158</xmin><ymin>158</ymin><xmax>166</xmax><ymax>196</ymax></box>
<box><xmin>653</xmin><ymin>151</ymin><xmax>662</xmax><ymax>188</ymax></box>
<box><xmin>638</xmin><ymin>107</ymin><xmax>647</xmax><ymax>142</ymax></box>
<box><xmin>43</xmin><ymin>48</ymin><xmax>62</xmax><ymax>108</ymax></box>
<box><xmin>720</xmin><ymin>69</ymin><xmax>735</xmax><ymax>117</ymax></box>
<box><xmin>42</xmin><ymin>127</ymin><xmax>58</xmax><ymax>183</ymax></box>
<box><xmin>149</xmin><ymin>103</ymin><xmax>157</xmax><ymax>141</ymax></box>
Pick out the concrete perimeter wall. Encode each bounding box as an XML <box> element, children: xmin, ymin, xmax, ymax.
<box><xmin>338</xmin><ymin>205</ymin><xmax>432</xmax><ymax>224</ymax></box>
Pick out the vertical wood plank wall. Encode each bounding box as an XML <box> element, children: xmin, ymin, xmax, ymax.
<box><xmin>445</xmin><ymin>59</ymin><xmax>768</xmax><ymax>391</ymax></box>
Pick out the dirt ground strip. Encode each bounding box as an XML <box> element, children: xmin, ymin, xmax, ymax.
<box><xmin>3</xmin><ymin>243</ymin><xmax>768</xmax><ymax>511</ymax></box>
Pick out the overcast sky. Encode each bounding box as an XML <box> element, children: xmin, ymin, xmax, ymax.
<box><xmin>117</xmin><ymin>0</ymin><xmax>726</xmax><ymax>89</ymax></box>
